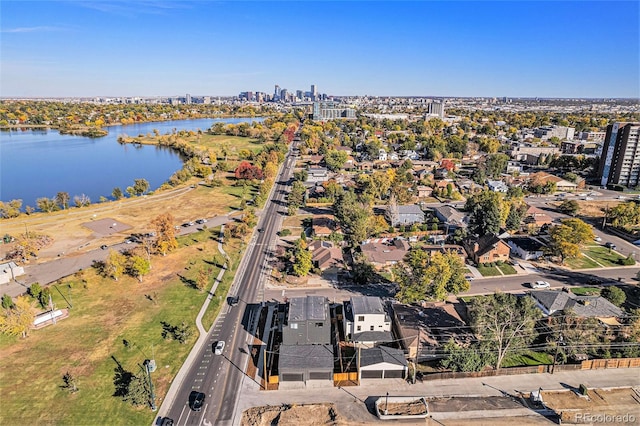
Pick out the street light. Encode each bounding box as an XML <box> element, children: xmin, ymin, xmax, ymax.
<box><xmin>143</xmin><ymin>359</ymin><xmax>157</xmax><ymax>411</ymax></box>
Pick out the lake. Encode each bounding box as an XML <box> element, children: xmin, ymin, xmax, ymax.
<box><xmin>0</xmin><ymin>117</ymin><xmax>264</xmax><ymax>209</ymax></box>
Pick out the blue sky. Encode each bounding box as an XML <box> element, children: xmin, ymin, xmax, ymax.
<box><xmin>1</xmin><ymin>1</ymin><xmax>638</xmax><ymax>98</ymax></box>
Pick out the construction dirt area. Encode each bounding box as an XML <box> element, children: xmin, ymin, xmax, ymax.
<box><xmin>241</xmin><ymin>387</ymin><xmax>640</xmax><ymax>426</ymax></box>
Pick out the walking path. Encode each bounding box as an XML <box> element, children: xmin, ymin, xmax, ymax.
<box><xmin>155</xmin><ymin>225</ymin><xmax>228</xmax><ymax>417</ymax></box>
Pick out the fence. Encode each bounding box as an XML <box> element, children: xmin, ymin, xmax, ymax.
<box><xmin>581</xmin><ymin>357</ymin><xmax>640</xmax><ymax>370</ymax></box>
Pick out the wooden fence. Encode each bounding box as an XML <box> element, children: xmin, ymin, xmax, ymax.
<box><xmin>581</xmin><ymin>357</ymin><xmax>640</xmax><ymax>370</ymax></box>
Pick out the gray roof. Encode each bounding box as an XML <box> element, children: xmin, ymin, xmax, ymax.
<box><xmin>507</xmin><ymin>237</ymin><xmax>545</xmax><ymax>252</ymax></box>
<box><xmin>531</xmin><ymin>290</ymin><xmax>625</xmax><ymax>318</ymax></box>
<box><xmin>397</xmin><ymin>205</ymin><xmax>425</xmax><ymax>216</ymax></box>
<box><xmin>350</xmin><ymin>296</ymin><xmax>385</xmax><ymax>315</ymax></box>
<box><xmin>279</xmin><ymin>344</ymin><xmax>334</xmax><ymax>370</ymax></box>
<box><xmin>288</xmin><ymin>296</ymin><xmax>328</xmax><ymax>322</ymax></box>
<box><xmin>359</xmin><ymin>346</ymin><xmax>407</xmax><ymax>368</ymax></box>
<box><xmin>432</xmin><ymin>205</ymin><xmax>467</xmax><ymax>227</ymax></box>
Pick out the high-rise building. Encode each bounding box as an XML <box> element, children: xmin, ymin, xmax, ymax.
<box><xmin>598</xmin><ymin>122</ymin><xmax>640</xmax><ymax>188</ymax></box>
<box><xmin>311</xmin><ymin>84</ymin><xmax>317</xmax><ymax>100</ymax></box>
<box><xmin>185</xmin><ymin>93</ymin><xmax>192</xmax><ymax>104</ymax></box>
<box><xmin>274</xmin><ymin>85</ymin><xmax>281</xmax><ymax>100</ymax></box>
<box><xmin>426</xmin><ymin>101</ymin><xmax>445</xmax><ymax>118</ymax></box>
<box><xmin>312</xmin><ymin>101</ymin><xmax>356</xmax><ymax>121</ymax></box>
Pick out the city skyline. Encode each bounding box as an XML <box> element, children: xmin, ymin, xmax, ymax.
<box><xmin>1</xmin><ymin>1</ymin><xmax>638</xmax><ymax>98</ymax></box>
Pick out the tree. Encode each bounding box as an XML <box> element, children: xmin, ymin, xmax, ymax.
<box><xmin>324</xmin><ymin>149</ymin><xmax>348</xmax><ymax>172</ymax></box>
<box><xmin>234</xmin><ymin>160</ymin><xmax>263</xmax><ymax>181</ymax></box>
<box><xmin>112</xmin><ymin>187</ymin><xmax>124</xmax><ymax>200</ymax></box>
<box><xmin>106</xmin><ymin>250</ymin><xmax>127</xmax><ymax>281</ymax></box>
<box><xmin>558</xmin><ymin>200</ymin><xmax>580</xmax><ymax>216</ymax></box>
<box><xmin>55</xmin><ymin>192</ymin><xmax>70</xmax><ymax>210</ymax></box>
<box><xmin>394</xmin><ymin>250</ymin><xmax>469</xmax><ymax>302</ymax></box>
<box><xmin>195</xmin><ymin>267</ymin><xmax>211</xmax><ymax>292</ymax></box>
<box><xmin>287</xmin><ymin>181</ymin><xmax>306</xmax><ymax>215</ymax></box>
<box><xmin>441</xmin><ymin>339</ymin><xmax>494</xmax><ymax>372</ymax></box>
<box><xmin>122</xmin><ymin>373</ymin><xmax>150</xmax><ymax>407</ymax></box>
<box><xmin>128</xmin><ymin>255</ymin><xmax>150</xmax><ymax>282</ymax></box>
<box><xmin>505</xmin><ymin>204</ymin><xmax>524</xmax><ymax>231</ymax></box>
<box><xmin>0</xmin><ymin>199</ymin><xmax>22</xmax><ymax>218</ymax></box>
<box><xmin>151</xmin><ymin>213</ymin><xmax>178</xmax><ymax>256</ymax></box>
<box><xmin>62</xmin><ymin>371</ymin><xmax>78</xmax><ymax>393</ymax></box>
<box><xmin>563</xmin><ymin>172</ymin><xmax>578</xmax><ymax>183</ymax></box>
<box><xmin>547</xmin><ymin>218</ymin><xmax>594</xmax><ymax>263</ymax></box>
<box><xmin>465</xmin><ymin>190</ymin><xmax>504</xmax><ymax>236</ymax></box>
<box><xmin>73</xmin><ymin>194</ymin><xmax>91</xmax><ymax>207</ymax></box>
<box><xmin>601</xmin><ymin>286</ymin><xmax>626</xmax><ymax>307</ymax></box>
<box><xmin>36</xmin><ymin>197</ymin><xmax>58</xmax><ymax>213</ymax></box>
<box><xmin>0</xmin><ymin>296</ymin><xmax>36</xmax><ymax>338</ymax></box>
<box><xmin>485</xmin><ymin>153</ymin><xmax>509</xmax><ymax>178</ymax></box>
<box><xmin>132</xmin><ymin>179</ymin><xmax>150</xmax><ymax>196</ymax></box>
<box><xmin>468</xmin><ymin>292</ymin><xmax>541</xmax><ymax>370</ymax></box>
<box><xmin>1</xmin><ymin>294</ymin><xmax>14</xmax><ymax>310</ymax></box>
<box><xmin>292</xmin><ymin>238</ymin><xmax>312</xmax><ymax>277</ymax></box>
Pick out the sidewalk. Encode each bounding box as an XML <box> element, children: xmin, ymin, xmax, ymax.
<box><xmin>235</xmin><ymin>367</ymin><xmax>640</xmax><ymax>424</ymax></box>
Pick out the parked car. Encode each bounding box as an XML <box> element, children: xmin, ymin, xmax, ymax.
<box><xmin>189</xmin><ymin>391</ymin><xmax>205</xmax><ymax>411</ymax></box>
<box><xmin>465</xmin><ymin>275</ymin><xmax>475</xmax><ymax>281</ymax></box>
<box><xmin>100</xmin><ymin>245</ymin><xmax>108</xmax><ymax>250</ymax></box>
<box><xmin>160</xmin><ymin>418</ymin><xmax>175</xmax><ymax>426</ymax></box>
<box><xmin>532</xmin><ymin>281</ymin><xmax>551</xmax><ymax>289</ymax></box>
<box><xmin>214</xmin><ymin>340</ymin><xmax>225</xmax><ymax>355</ymax></box>
<box><xmin>605</xmin><ymin>242</ymin><xmax>617</xmax><ymax>250</ymax></box>
<box><xmin>196</xmin><ymin>218</ymin><xmax>207</xmax><ymax>224</ymax></box>
<box><xmin>594</xmin><ymin>236</ymin><xmax>602</xmax><ymax>242</ymax></box>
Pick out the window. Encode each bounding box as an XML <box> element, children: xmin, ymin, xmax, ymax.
<box><xmin>370</xmin><ymin>326</ymin><xmax>374</xmax><ymax>331</ymax></box>
<box><xmin>315</xmin><ymin>322</ymin><xmax>324</xmax><ymax>327</ymax></box>
<box><xmin>290</xmin><ymin>323</ymin><xmax>298</xmax><ymax>329</ymax></box>
<box><xmin>357</xmin><ymin>326</ymin><xmax>361</xmax><ymax>331</ymax></box>
<box><xmin>358</xmin><ymin>316</ymin><xmax>365</xmax><ymax>322</ymax></box>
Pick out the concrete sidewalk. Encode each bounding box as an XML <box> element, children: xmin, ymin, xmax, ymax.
<box><xmin>235</xmin><ymin>368</ymin><xmax>640</xmax><ymax>424</ymax></box>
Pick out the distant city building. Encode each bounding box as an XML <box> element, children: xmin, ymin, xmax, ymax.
<box><xmin>426</xmin><ymin>101</ymin><xmax>445</xmax><ymax>119</ymax></box>
<box><xmin>312</xmin><ymin>101</ymin><xmax>356</xmax><ymax>120</ymax></box>
<box><xmin>185</xmin><ymin>93</ymin><xmax>191</xmax><ymax>104</ymax></box>
<box><xmin>311</xmin><ymin>84</ymin><xmax>317</xmax><ymax>100</ymax></box>
<box><xmin>533</xmin><ymin>125</ymin><xmax>575</xmax><ymax>141</ymax></box>
<box><xmin>598</xmin><ymin>122</ymin><xmax>640</xmax><ymax>188</ymax></box>
<box><xmin>274</xmin><ymin>84</ymin><xmax>280</xmax><ymax>100</ymax></box>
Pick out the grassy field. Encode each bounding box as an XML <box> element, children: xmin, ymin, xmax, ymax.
<box><xmin>564</xmin><ymin>254</ymin><xmax>601</xmax><ymax>269</ymax></box>
<box><xmin>565</xmin><ymin>246</ymin><xmax>626</xmax><ymax>269</ymax></box>
<box><xmin>0</xmin><ymin>217</ymin><xmax>247</xmax><ymax>425</ymax></box>
<box><xmin>497</xmin><ymin>263</ymin><xmax>517</xmax><ymax>275</ymax></box>
<box><xmin>476</xmin><ymin>264</ymin><xmax>502</xmax><ymax>277</ymax></box>
<box><xmin>570</xmin><ymin>287</ymin><xmax>601</xmax><ymax>296</ymax></box>
<box><xmin>501</xmin><ymin>351</ymin><xmax>553</xmax><ymax>368</ymax></box>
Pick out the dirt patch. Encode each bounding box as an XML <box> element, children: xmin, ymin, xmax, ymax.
<box><xmin>242</xmin><ymin>403</ymin><xmax>343</xmax><ymax>426</ymax></box>
<box><xmin>82</xmin><ymin>218</ymin><xmax>132</xmax><ymax>236</ymax></box>
<box><xmin>379</xmin><ymin>400</ymin><xmax>427</xmax><ymax>416</ymax></box>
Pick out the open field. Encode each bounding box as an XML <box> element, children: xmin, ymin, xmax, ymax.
<box><xmin>565</xmin><ymin>245</ymin><xmax>626</xmax><ymax>269</ymax></box>
<box><xmin>0</xmin><ymin>226</ymin><xmax>243</xmax><ymax>425</ymax></box>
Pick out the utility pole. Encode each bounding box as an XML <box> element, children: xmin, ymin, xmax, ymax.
<box><xmin>551</xmin><ymin>334</ymin><xmax>563</xmax><ymax>374</ymax></box>
<box><xmin>143</xmin><ymin>360</ymin><xmax>157</xmax><ymax>411</ymax></box>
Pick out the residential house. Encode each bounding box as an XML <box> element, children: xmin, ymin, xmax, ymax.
<box><xmin>386</xmin><ymin>204</ymin><xmax>425</xmax><ymax>227</ymax></box>
<box><xmin>306</xmin><ymin>155</ymin><xmax>324</xmax><ymax>166</ymax></box>
<box><xmin>388</xmin><ymin>152</ymin><xmax>400</xmax><ymax>161</ymax></box>
<box><xmin>432</xmin><ymin>205</ymin><xmax>468</xmax><ymax>232</ymax></box>
<box><xmin>0</xmin><ymin>261</ymin><xmax>25</xmax><ymax>285</ymax></box>
<box><xmin>306</xmin><ymin>167</ymin><xmax>330</xmax><ymax>184</ymax></box>
<box><xmin>312</xmin><ymin>215</ymin><xmax>340</xmax><ymax>237</ymax></box>
<box><xmin>360</xmin><ymin>238</ymin><xmax>411</xmax><ymax>269</ymax></box>
<box><xmin>421</xmin><ymin>245</ymin><xmax>467</xmax><ymax>262</ymax></box>
<box><xmin>506</xmin><ymin>236</ymin><xmax>545</xmax><ymax>260</ymax></box>
<box><xmin>358</xmin><ymin>346</ymin><xmax>408</xmax><ymax>380</ymax></box>
<box><xmin>378</xmin><ymin>149</ymin><xmax>388</xmax><ymax>161</ymax></box>
<box><xmin>391</xmin><ymin>302</ymin><xmax>473</xmax><ymax>361</ymax></box>
<box><xmin>464</xmin><ymin>234</ymin><xmax>511</xmax><ymax>265</ymax></box>
<box><xmin>530</xmin><ymin>290</ymin><xmax>625</xmax><ymax>325</ymax></box>
<box><xmin>416</xmin><ymin>186</ymin><xmax>433</xmax><ymax>198</ymax></box>
<box><xmin>487</xmin><ymin>180</ymin><xmax>509</xmax><ymax>193</ymax></box>
<box><xmin>278</xmin><ymin>344</ymin><xmax>334</xmax><ymax>389</ymax></box>
<box><xmin>529</xmin><ymin>172</ymin><xmax>578</xmax><ymax>192</ymax></box>
<box><xmin>357</xmin><ymin>161</ymin><xmax>373</xmax><ymax>172</ymax></box>
<box><xmin>343</xmin><ymin>296</ymin><xmax>392</xmax><ymax>347</ymax></box>
<box><xmin>522</xmin><ymin>205</ymin><xmax>553</xmax><ymax>229</ymax></box>
<box><xmin>506</xmin><ymin>161</ymin><xmax>523</xmax><ymax>174</ymax></box>
<box><xmin>308</xmin><ymin>240</ymin><xmax>344</xmax><ymax>271</ymax></box>
<box><xmin>282</xmin><ymin>296</ymin><xmax>331</xmax><ymax>345</ymax></box>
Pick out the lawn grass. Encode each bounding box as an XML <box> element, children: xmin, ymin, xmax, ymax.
<box><xmin>501</xmin><ymin>351</ymin><xmax>553</xmax><ymax>368</ymax></box>
<box><xmin>476</xmin><ymin>264</ymin><xmax>502</xmax><ymax>277</ymax></box>
<box><xmin>497</xmin><ymin>263</ymin><xmax>518</xmax><ymax>275</ymax></box>
<box><xmin>584</xmin><ymin>246</ymin><xmax>626</xmax><ymax>267</ymax></box>
<box><xmin>0</xmin><ymin>227</ymin><xmax>246</xmax><ymax>425</ymax></box>
<box><xmin>564</xmin><ymin>254</ymin><xmax>601</xmax><ymax>269</ymax></box>
<box><xmin>570</xmin><ymin>287</ymin><xmax>601</xmax><ymax>296</ymax></box>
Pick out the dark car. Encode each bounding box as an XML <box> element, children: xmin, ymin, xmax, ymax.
<box><xmin>100</xmin><ymin>245</ymin><xmax>108</xmax><ymax>250</ymax></box>
<box><xmin>189</xmin><ymin>391</ymin><xmax>205</xmax><ymax>411</ymax></box>
<box><xmin>257</xmin><ymin>228</ymin><xmax>264</xmax><ymax>233</ymax></box>
<box><xmin>605</xmin><ymin>242</ymin><xmax>617</xmax><ymax>250</ymax></box>
<box><xmin>228</xmin><ymin>295</ymin><xmax>239</xmax><ymax>306</ymax></box>
<box><xmin>160</xmin><ymin>418</ymin><xmax>174</xmax><ymax>426</ymax></box>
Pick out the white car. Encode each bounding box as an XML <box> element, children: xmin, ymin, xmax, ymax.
<box><xmin>594</xmin><ymin>236</ymin><xmax>602</xmax><ymax>242</ymax></box>
<box><xmin>532</xmin><ymin>281</ymin><xmax>551</xmax><ymax>289</ymax></box>
<box><xmin>214</xmin><ymin>340</ymin><xmax>225</xmax><ymax>355</ymax></box>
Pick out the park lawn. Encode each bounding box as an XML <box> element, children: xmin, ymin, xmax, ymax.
<box><xmin>570</xmin><ymin>287</ymin><xmax>601</xmax><ymax>296</ymax></box>
<box><xmin>584</xmin><ymin>246</ymin><xmax>626</xmax><ymax>267</ymax></box>
<box><xmin>476</xmin><ymin>264</ymin><xmax>502</xmax><ymax>277</ymax></box>
<box><xmin>501</xmin><ymin>351</ymin><xmax>553</xmax><ymax>368</ymax></box>
<box><xmin>132</xmin><ymin>134</ymin><xmax>263</xmax><ymax>157</ymax></box>
<box><xmin>0</xmin><ymin>228</ymin><xmax>242</xmax><ymax>426</ymax></box>
<box><xmin>497</xmin><ymin>263</ymin><xmax>517</xmax><ymax>275</ymax></box>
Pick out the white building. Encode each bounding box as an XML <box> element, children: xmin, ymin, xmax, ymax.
<box><xmin>343</xmin><ymin>296</ymin><xmax>392</xmax><ymax>347</ymax></box>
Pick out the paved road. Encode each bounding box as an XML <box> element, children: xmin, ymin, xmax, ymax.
<box><xmin>159</xmin><ymin>135</ymin><xmax>299</xmax><ymax>425</ymax></box>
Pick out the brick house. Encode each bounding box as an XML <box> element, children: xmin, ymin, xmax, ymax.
<box><xmin>464</xmin><ymin>234</ymin><xmax>511</xmax><ymax>265</ymax></box>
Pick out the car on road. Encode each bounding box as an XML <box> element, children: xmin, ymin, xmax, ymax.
<box><xmin>100</xmin><ymin>245</ymin><xmax>108</xmax><ymax>250</ymax></box>
<box><xmin>214</xmin><ymin>340</ymin><xmax>225</xmax><ymax>355</ymax></box>
<box><xmin>160</xmin><ymin>417</ymin><xmax>175</xmax><ymax>426</ymax></box>
<box><xmin>228</xmin><ymin>296</ymin><xmax>239</xmax><ymax>306</ymax></box>
<box><xmin>605</xmin><ymin>242</ymin><xmax>617</xmax><ymax>250</ymax></box>
<box><xmin>594</xmin><ymin>236</ymin><xmax>602</xmax><ymax>242</ymax></box>
<box><xmin>189</xmin><ymin>391</ymin><xmax>205</xmax><ymax>411</ymax></box>
<box><xmin>532</xmin><ymin>281</ymin><xmax>551</xmax><ymax>289</ymax></box>
<box><xmin>257</xmin><ymin>228</ymin><xmax>264</xmax><ymax>233</ymax></box>
<box><xmin>125</xmin><ymin>238</ymin><xmax>133</xmax><ymax>244</ymax></box>
<box><xmin>465</xmin><ymin>275</ymin><xmax>475</xmax><ymax>281</ymax></box>
<box><xmin>196</xmin><ymin>218</ymin><xmax>207</xmax><ymax>224</ymax></box>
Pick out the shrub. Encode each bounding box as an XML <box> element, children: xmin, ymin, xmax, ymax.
<box><xmin>601</xmin><ymin>286</ymin><xmax>626</xmax><ymax>306</ymax></box>
<box><xmin>618</xmin><ymin>255</ymin><xmax>636</xmax><ymax>266</ymax></box>
<box><xmin>279</xmin><ymin>229</ymin><xmax>292</xmax><ymax>237</ymax></box>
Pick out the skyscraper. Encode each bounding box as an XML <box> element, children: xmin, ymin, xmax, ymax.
<box><xmin>598</xmin><ymin>122</ymin><xmax>640</xmax><ymax>188</ymax></box>
<box><xmin>274</xmin><ymin>84</ymin><xmax>281</xmax><ymax>100</ymax></box>
<box><xmin>185</xmin><ymin>93</ymin><xmax>192</xmax><ymax>104</ymax></box>
<box><xmin>311</xmin><ymin>84</ymin><xmax>317</xmax><ymax>101</ymax></box>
